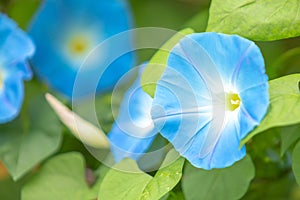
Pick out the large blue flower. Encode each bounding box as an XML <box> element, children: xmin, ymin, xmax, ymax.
<box><xmin>0</xmin><ymin>14</ymin><xmax>35</xmax><ymax>123</ymax></box>
<box><xmin>28</xmin><ymin>0</ymin><xmax>135</xmax><ymax>99</ymax></box>
<box><xmin>151</xmin><ymin>32</ymin><xmax>269</xmax><ymax>169</ymax></box>
<box><xmin>108</xmin><ymin>65</ymin><xmax>157</xmax><ymax>162</ymax></box>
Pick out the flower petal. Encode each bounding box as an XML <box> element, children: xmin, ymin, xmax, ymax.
<box><xmin>238</xmin><ymin>83</ymin><xmax>269</xmax><ymax>139</ymax></box>
<box><xmin>233</xmin><ymin>43</ymin><xmax>268</xmax><ymax>93</ymax></box>
<box><xmin>0</xmin><ymin>15</ymin><xmax>34</xmax><ymax>124</ymax></box>
<box><xmin>15</xmin><ymin>62</ymin><xmax>33</xmax><ymax>80</ymax></box>
<box><xmin>0</xmin><ymin>14</ymin><xmax>34</xmax><ymax>66</ymax></box>
<box><xmin>108</xmin><ymin>66</ymin><xmax>157</xmax><ymax>162</ymax></box>
<box><xmin>0</xmin><ymin>74</ymin><xmax>23</xmax><ymax>123</ymax></box>
<box><xmin>29</xmin><ymin>0</ymin><xmax>135</xmax><ymax>99</ymax></box>
<box><xmin>151</xmin><ymin>65</ymin><xmax>213</xmax><ymax>152</ymax></box>
<box><xmin>182</xmin><ymin>117</ymin><xmax>246</xmax><ymax>169</ymax></box>
<box><xmin>184</xmin><ymin>32</ymin><xmax>253</xmax><ymax>87</ymax></box>
<box><xmin>152</xmin><ymin>34</ymin><xmax>227</xmax><ymax>159</ymax></box>
<box><xmin>152</xmin><ymin>32</ymin><xmax>269</xmax><ymax>169</ymax></box>
<box><xmin>108</xmin><ymin>124</ymin><xmax>156</xmax><ymax>162</ymax></box>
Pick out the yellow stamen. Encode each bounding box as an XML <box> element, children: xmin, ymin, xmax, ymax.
<box><xmin>69</xmin><ymin>36</ymin><xmax>89</xmax><ymax>55</ymax></box>
<box><xmin>226</xmin><ymin>93</ymin><xmax>241</xmax><ymax>111</ymax></box>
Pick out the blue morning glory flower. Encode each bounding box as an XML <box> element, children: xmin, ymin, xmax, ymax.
<box><xmin>151</xmin><ymin>32</ymin><xmax>269</xmax><ymax>169</ymax></box>
<box><xmin>28</xmin><ymin>0</ymin><xmax>135</xmax><ymax>99</ymax></box>
<box><xmin>108</xmin><ymin>65</ymin><xmax>157</xmax><ymax>162</ymax></box>
<box><xmin>0</xmin><ymin>14</ymin><xmax>35</xmax><ymax>123</ymax></box>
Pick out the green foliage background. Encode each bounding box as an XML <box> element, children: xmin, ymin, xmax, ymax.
<box><xmin>0</xmin><ymin>0</ymin><xmax>300</xmax><ymax>199</ymax></box>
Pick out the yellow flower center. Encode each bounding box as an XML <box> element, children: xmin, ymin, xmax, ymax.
<box><xmin>0</xmin><ymin>70</ymin><xmax>3</xmax><ymax>90</ymax></box>
<box><xmin>226</xmin><ymin>93</ymin><xmax>241</xmax><ymax>111</ymax></box>
<box><xmin>69</xmin><ymin>36</ymin><xmax>90</xmax><ymax>55</ymax></box>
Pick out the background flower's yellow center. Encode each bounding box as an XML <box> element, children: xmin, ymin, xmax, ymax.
<box><xmin>226</xmin><ymin>93</ymin><xmax>241</xmax><ymax>111</ymax></box>
<box><xmin>0</xmin><ymin>70</ymin><xmax>3</xmax><ymax>90</ymax></box>
<box><xmin>69</xmin><ymin>36</ymin><xmax>89</xmax><ymax>55</ymax></box>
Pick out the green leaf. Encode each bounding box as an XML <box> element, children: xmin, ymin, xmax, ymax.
<box><xmin>281</xmin><ymin>125</ymin><xmax>300</xmax><ymax>156</ymax></box>
<box><xmin>166</xmin><ymin>191</ymin><xmax>185</xmax><ymax>200</ymax></box>
<box><xmin>242</xmin><ymin>74</ymin><xmax>300</xmax><ymax>144</ymax></box>
<box><xmin>292</xmin><ymin>141</ymin><xmax>300</xmax><ymax>186</ymax></box>
<box><xmin>207</xmin><ymin>0</ymin><xmax>300</xmax><ymax>41</ymax></box>
<box><xmin>0</xmin><ymin>176</ymin><xmax>22</xmax><ymax>200</ymax></box>
<box><xmin>182</xmin><ymin>9</ymin><xmax>209</xmax><ymax>32</ymax></box>
<box><xmin>182</xmin><ymin>155</ymin><xmax>255</xmax><ymax>200</ymax></box>
<box><xmin>141</xmin><ymin>28</ymin><xmax>195</xmax><ymax>97</ymax></box>
<box><xmin>272</xmin><ymin>47</ymin><xmax>300</xmax><ymax>79</ymax></box>
<box><xmin>22</xmin><ymin>153</ymin><xmax>96</xmax><ymax>200</ymax></box>
<box><xmin>8</xmin><ymin>0</ymin><xmax>41</xmax><ymax>29</ymax></box>
<box><xmin>246</xmin><ymin>129</ymin><xmax>286</xmax><ymax>179</ymax></box>
<box><xmin>90</xmin><ymin>164</ymin><xmax>110</xmax><ymax>196</ymax></box>
<box><xmin>141</xmin><ymin>150</ymin><xmax>184</xmax><ymax>200</ymax></box>
<box><xmin>244</xmin><ymin>174</ymin><xmax>295</xmax><ymax>200</ymax></box>
<box><xmin>99</xmin><ymin>150</ymin><xmax>185</xmax><ymax>200</ymax></box>
<box><xmin>99</xmin><ymin>159</ymin><xmax>152</xmax><ymax>200</ymax></box>
<box><xmin>0</xmin><ymin>89</ymin><xmax>62</xmax><ymax>180</ymax></box>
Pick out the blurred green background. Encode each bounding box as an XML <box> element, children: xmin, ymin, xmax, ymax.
<box><xmin>0</xmin><ymin>0</ymin><xmax>300</xmax><ymax>199</ymax></box>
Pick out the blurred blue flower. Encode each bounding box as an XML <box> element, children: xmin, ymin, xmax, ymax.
<box><xmin>29</xmin><ymin>0</ymin><xmax>135</xmax><ymax>99</ymax></box>
<box><xmin>108</xmin><ymin>65</ymin><xmax>157</xmax><ymax>162</ymax></box>
<box><xmin>0</xmin><ymin>14</ymin><xmax>35</xmax><ymax>123</ymax></box>
<box><xmin>152</xmin><ymin>32</ymin><xmax>269</xmax><ymax>169</ymax></box>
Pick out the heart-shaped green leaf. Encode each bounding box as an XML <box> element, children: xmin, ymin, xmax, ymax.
<box><xmin>207</xmin><ymin>0</ymin><xmax>300</xmax><ymax>41</ymax></box>
<box><xmin>182</xmin><ymin>155</ymin><xmax>255</xmax><ymax>200</ymax></box>
<box><xmin>0</xmin><ymin>85</ymin><xmax>62</xmax><ymax>180</ymax></box>
<box><xmin>22</xmin><ymin>152</ymin><xmax>97</xmax><ymax>200</ymax></box>
<box><xmin>99</xmin><ymin>150</ymin><xmax>185</xmax><ymax>200</ymax></box>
